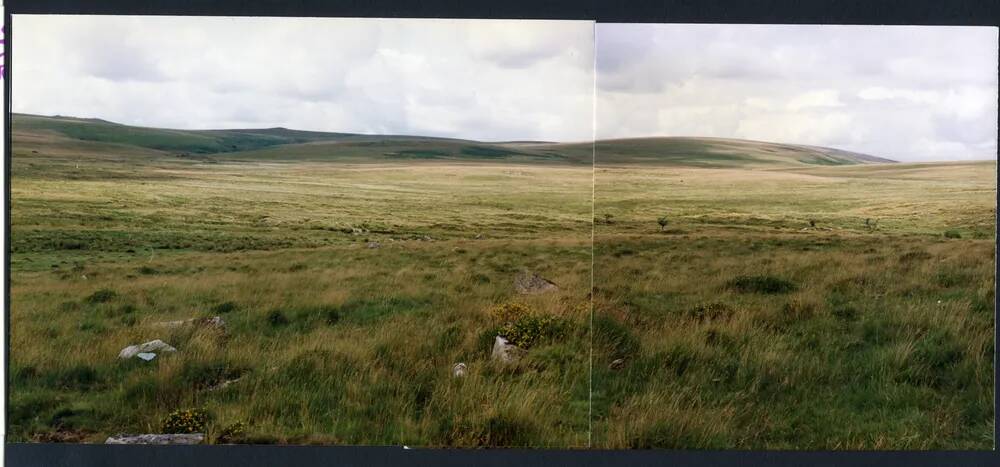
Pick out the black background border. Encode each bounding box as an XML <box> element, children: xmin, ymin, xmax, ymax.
<box><xmin>4</xmin><ymin>1</ymin><xmax>999</xmax><ymax>466</ymax></box>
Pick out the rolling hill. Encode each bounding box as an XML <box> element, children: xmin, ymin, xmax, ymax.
<box><xmin>588</xmin><ymin>136</ymin><xmax>894</xmax><ymax>168</ymax></box>
<box><xmin>13</xmin><ymin>114</ymin><xmax>893</xmax><ymax>167</ymax></box>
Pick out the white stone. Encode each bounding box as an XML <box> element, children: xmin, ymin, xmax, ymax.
<box><xmin>106</xmin><ymin>433</ymin><xmax>204</xmax><ymax>445</ymax></box>
<box><xmin>118</xmin><ymin>339</ymin><xmax>177</xmax><ymax>359</ymax></box>
<box><xmin>491</xmin><ymin>336</ymin><xmax>525</xmax><ymax>364</ymax></box>
<box><xmin>452</xmin><ymin>362</ymin><xmax>467</xmax><ymax>377</ymax></box>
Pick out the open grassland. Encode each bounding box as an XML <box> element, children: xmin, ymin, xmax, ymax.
<box><xmin>593</xmin><ymin>160</ymin><xmax>996</xmax><ymax>449</ymax></box>
<box><xmin>9</xmin><ymin>133</ymin><xmax>592</xmax><ymax>446</ymax></box>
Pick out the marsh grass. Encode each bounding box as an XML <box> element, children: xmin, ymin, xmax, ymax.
<box><xmin>593</xmin><ymin>162</ymin><xmax>996</xmax><ymax>449</ymax></box>
<box><xmin>9</xmin><ymin>143</ymin><xmax>592</xmax><ymax>446</ymax></box>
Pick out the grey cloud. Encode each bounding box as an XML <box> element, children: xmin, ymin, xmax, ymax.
<box><xmin>597</xmin><ymin>24</ymin><xmax>998</xmax><ymax>161</ymax></box>
<box><xmin>14</xmin><ymin>16</ymin><xmax>594</xmax><ymax>142</ymax></box>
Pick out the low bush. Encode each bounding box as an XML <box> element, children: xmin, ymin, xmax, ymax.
<box><xmin>161</xmin><ymin>408</ymin><xmax>211</xmax><ymax>434</ymax></box>
<box><xmin>726</xmin><ymin>275</ymin><xmax>797</xmax><ymax>294</ymax></box>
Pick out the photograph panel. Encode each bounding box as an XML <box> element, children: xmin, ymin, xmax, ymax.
<box><xmin>593</xmin><ymin>24</ymin><xmax>997</xmax><ymax>449</ymax></box>
<box><xmin>9</xmin><ymin>15</ymin><xmax>594</xmax><ymax>446</ymax></box>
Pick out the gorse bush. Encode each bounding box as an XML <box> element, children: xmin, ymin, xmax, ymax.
<box><xmin>489</xmin><ymin>302</ymin><xmax>532</xmax><ymax>324</ymax></box>
<box><xmin>498</xmin><ymin>314</ymin><xmax>567</xmax><ymax>349</ymax></box>
<box><xmin>161</xmin><ymin>408</ymin><xmax>211</xmax><ymax>434</ymax></box>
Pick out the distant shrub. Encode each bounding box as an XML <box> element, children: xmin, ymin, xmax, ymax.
<box><xmin>944</xmin><ymin>230</ymin><xmax>962</xmax><ymax>239</ymax></box>
<box><xmin>84</xmin><ymin>289</ymin><xmax>117</xmax><ymax>303</ymax></box>
<box><xmin>266</xmin><ymin>309</ymin><xmax>289</xmax><ymax>327</ymax></box>
<box><xmin>57</xmin><ymin>240</ymin><xmax>86</xmax><ymax>250</ymax></box>
<box><xmin>687</xmin><ymin>302</ymin><xmax>734</xmax><ymax>321</ymax></box>
<box><xmin>211</xmin><ymin>301</ymin><xmax>238</xmax><ymax>314</ymax></box>
<box><xmin>489</xmin><ymin>302</ymin><xmax>532</xmax><ymax>324</ymax></box>
<box><xmin>657</xmin><ymin>216</ymin><xmax>669</xmax><ymax>231</ymax></box>
<box><xmin>137</xmin><ymin>266</ymin><xmax>158</xmax><ymax>275</ymax></box>
<box><xmin>498</xmin><ymin>314</ymin><xmax>566</xmax><ymax>349</ymax></box>
<box><xmin>161</xmin><ymin>408</ymin><xmax>211</xmax><ymax>434</ymax></box>
<box><xmin>726</xmin><ymin>275</ymin><xmax>797</xmax><ymax>294</ymax></box>
<box><xmin>324</xmin><ymin>307</ymin><xmax>341</xmax><ymax>326</ymax></box>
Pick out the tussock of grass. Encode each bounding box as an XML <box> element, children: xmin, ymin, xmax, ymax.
<box><xmin>726</xmin><ymin>275</ymin><xmax>797</xmax><ymax>294</ymax></box>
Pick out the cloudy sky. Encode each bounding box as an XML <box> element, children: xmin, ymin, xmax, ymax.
<box><xmin>14</xmin><ymin>15</ymin><xmax>594</xmax><ymax>142</ymax></box>
<box><xmin>598</xmin><ymin>24</ymin><xmax>998</xmax><ymax>161</ymax></box>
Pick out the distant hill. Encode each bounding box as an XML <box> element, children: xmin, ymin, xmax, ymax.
<box><xmin>13</xmin><ymin>114</ymin><xmax>893</xmax><ymax>167</ymax></box>
<box><xmin>12</xmin><ymin>113</ymin><xmax>591</xmax><ymax>164</ymax></box>
<box><xmin>588</xmin><ymin>137</ymin><xmax>894</xmax><ymax>168</ymax></box>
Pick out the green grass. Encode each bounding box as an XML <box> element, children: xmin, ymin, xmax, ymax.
<box><xmin>593</xmin><ymin>159</ymin><xmax>996</xmax><ymax>449</ymax></box>
<box><xmin>9</xmin><ymin>121</ymin><xmax>592</xmax><ymax>446</ymax></box>
<box><xmin>9</xmin><ymin>116</ymin><xmax>996</xmax><ymax>449</ymax></box>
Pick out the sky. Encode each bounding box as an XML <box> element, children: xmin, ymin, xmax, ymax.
<box><xmin>598</xmin><ymin>24</ymin><xmax>999</xmax><ymax>161</ymax></box>
<box><xmin>13</xmin><ymin>15</ymin><xmax>594</xmax><ymax>142</ymax></box>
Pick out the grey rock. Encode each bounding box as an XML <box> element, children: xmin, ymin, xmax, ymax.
<box><xmin>452</xmin><ymin>362</ymin><xmax>467</xmax><ymax>377</ymax></box>
<box><xmin>609</xmin><ymin>358</ymin><xmax>626</xmax><ymax>370</ymax></box>
<box><xmin>367</xmin><ymin>242</ymin><xmax>381</xmax><ymax>249</ymax></box>
<box><xmin>491</xmin><ymin>336</ymin><xmax>526</xmax><ymax>364</ymax></box>
<box><xmin>513</xmin><ymin>270</ymin><xmax>559</xmax><ymax>295</ymax></box>
<box><xmin>106</xmin><ymin>433</ymin><xmax>204</xmax><ymax>445</ymax></box>
<box><xmin>118</xmin><ymin>339</ymin><xmax>177</xmax><ymax>359</ymax></box>
<box><xmin>152</xmin><ymin>316</ymin><xmax>226</xmax><ymax>332</ymax></box>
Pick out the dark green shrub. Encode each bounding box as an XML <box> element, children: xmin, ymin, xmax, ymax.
<box><xmin>266</xmin><ymin>309</ymin><xmax>289</xmax><ymax>327</ymax></box>
<box><xmin>211</xmin><ymin>301</ymin><xmax>238</xmax><ymax>314</ymax></box>
<box><xmin>216</xmin><ymin>421</ymin><xmax>248</xmax><ymax>444</ymax></box>
<box><xmin>84</xmin><ymin>289</ymin><xmax>117</xmax><ymax>303</ymax></box>
<box><xmin>726</xmin><ymin>275</ymin><xmax>796</xmax><ymax>294</ymax></box>
<box><xmin>944</xmin><ymin>230</ymin><xmax>962</xmax><ymax>239</ymax></box>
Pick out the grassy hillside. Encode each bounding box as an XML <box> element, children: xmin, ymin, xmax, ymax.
<box><xmin>12</xmin><ymin>113</ymin><xmax>592</xmax><ymax>165</ymax></box>
<box><xmin>592</xmin><ymin>137</ymin><xmax>894</xmax><ymax>168</ymax></box>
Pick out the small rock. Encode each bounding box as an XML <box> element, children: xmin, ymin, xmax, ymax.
<box><xmin>491</xmin><ymin>336</ymin><xmax>526</xmax><ymax>364</ymax></box>
<box><xmin>452</xmin><ymin>362</ymin><xmax>467</xmax><ymax>377</ymax></box>
<box><xmin>106</xmin><ymin>433</ymin><xmax>204</xmax><ymax>445</ymax></box>
<box><xmin>609</xmin><ymin>358</ymin><xmax>626</xmax><ymax>370</ymax></box>
<box><xmin>118</xmin><ymin>339</ymin><xmax>177</xmax><ymax>359</ymax></box>
<box><xmin>513</xmin><ymin>270</ymin><xmax>559</xmax><ymax>295</ymax></box>
<box><xmin>152</xmin><ymin>316</ymin><xmax>226</xmax><ymax>332</ymax></box>
<box><xmin>208</xmin><ymin>376</ymin><xmax>243</xmax><ymax>391</ymax></box>
<box><xmin>474</xmin><ymin>233</ymin><xmax>483</xmax><ymax>240</ymax></box>
<box><xmin>136</xmin><ymin>353</ymin><xmax>157</xmax><ymax>361</ymax></box>
<box><xmin>367</xmin><ymin>242</ymin><xmax>381</xmax><ymax>249</ymax></box>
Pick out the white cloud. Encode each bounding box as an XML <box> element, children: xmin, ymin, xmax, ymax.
<box><xmin>13</xmin><ymin>16</ymin><xmax>594</xmax><ymax>142</ymax></box>
<box><xmin>597</xmin><ymin>24</ymin><xmax>999</xmax><ymax>162</ymax></box>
